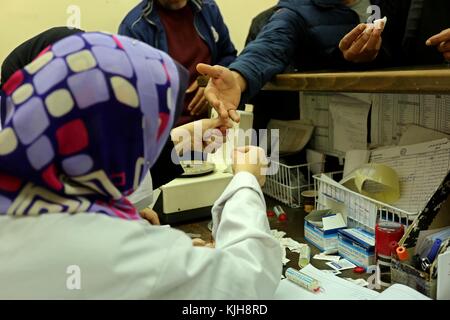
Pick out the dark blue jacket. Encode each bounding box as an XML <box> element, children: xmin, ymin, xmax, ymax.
<box><xmin>118</xmin><ymin>0</ymin><xmax>237</xmax><ymax>67</ymax></box>
<box><xmin>230</xmin><ymin>0</ymin><xmax>376</xmax><ymax>100</ymax></box>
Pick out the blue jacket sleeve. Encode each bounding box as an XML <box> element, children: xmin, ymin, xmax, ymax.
<box><xmin>229</xmin><ymin>8</ymin><xmax>305</xmax><ymax>101</ymax></box>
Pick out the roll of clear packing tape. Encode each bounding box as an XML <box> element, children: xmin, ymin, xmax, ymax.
<box><xmin>340</xmin><ymin>163</ymin><xmax>400</xmax><ymax>204</ymax></box>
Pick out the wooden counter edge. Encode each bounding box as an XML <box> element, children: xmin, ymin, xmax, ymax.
<box><xmin>263</xmin><ymin>68</ymin><xmax>450</xmax><ymax>94</ymax></box>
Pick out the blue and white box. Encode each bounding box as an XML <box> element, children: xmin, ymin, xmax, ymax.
<box><xmin>304</xmin><ymin>210</ymin><xmax>347</xmax><ymax>252</ymax></box>
<box><xmin>338</xmin><ymin>228</ymin><xmax>375</xmax><ymax>268</ymax></box>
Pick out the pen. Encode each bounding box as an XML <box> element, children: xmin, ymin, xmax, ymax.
<box><xmin>427</xmin><ymin>239</ymin><xmax>442</xmax><ymax>263</ymax></box>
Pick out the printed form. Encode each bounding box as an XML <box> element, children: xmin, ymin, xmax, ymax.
<box><xmin>329</xmin><ymin>95</ymin><xmax>371</xmax><ymax>153</ymax></box>
<box><xmin>301</xmin><ymin>93</ymin><xmax>371</xmax><ymax>155</ymax></box>
<box><xmin>301</xmin><ymin>93</ymin><xmax>333</xmax><ymax>153</ymax></box>
<box><xmin>370</xmin><ymin>139</ymin><xmax>450</xmax><ymax>214</ymax></box>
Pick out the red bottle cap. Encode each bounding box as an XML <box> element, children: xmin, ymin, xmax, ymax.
<box><xmin>353</xmin><ymin>267</ymin><xmax>366</xmax><ymax>274</ymax></box>
<box><xmin>396</xmin><ymin>246</ymin><xmax>409</xmax><ymax>261</ymax></box>
<box><xmin>278</xmin><ymin>213</ymin><xmax>287</xmax><ymax>222</ymax></box>
<box><xmin>267</xmin><ymin>211</ymin><xmax>275</xmax><ymax>217</ymax></box>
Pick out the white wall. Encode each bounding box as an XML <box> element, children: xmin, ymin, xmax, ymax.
<box><xmin>215</xmin><ymin>0</ymin><xmax>277</xmax><ymax>52</ymax></box>
<box><xmin>0</xmin><ymin>0</ymin><xmax>276</xmax><ymax>73</ymax></box>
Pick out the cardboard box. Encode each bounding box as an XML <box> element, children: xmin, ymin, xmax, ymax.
<box><xmin>304</xmin><ymin>210</ymin><xmax>347</xmax><ymax>252</ymax></box>
<box><xmin>338</xmin><ymin>228</ymin><xmax>375</xmax><ymax>268</ymax></box>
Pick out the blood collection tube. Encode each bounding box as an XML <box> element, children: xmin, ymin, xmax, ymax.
<box><xmin>273</xmin><ymin>205</ymin><xmax>287</xmax><ymax>222</ymax></box>
<box><xmin>285</xmin><ymin>268</ymin><xmax>321</xmax><ymax>293</ymax></box>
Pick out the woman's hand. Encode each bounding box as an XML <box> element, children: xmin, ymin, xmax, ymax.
<box><xmin>192</xmin><ymin>238</ymin><xmax>215</xmax><ymax>248</ymax></box>
<box><xmin>139</xmin><ymin>208</ymin><xmax>160</xmax><ymax>225</ymax></box>
<box><xmin>171</xmin><ymin>118</ymin><xmax>233</xmax><ymax>154</ymax></box>
<box><xmin>232</xmin><ymin>146</ymin><xmax>269</xmax><ymax>187</ymax></box>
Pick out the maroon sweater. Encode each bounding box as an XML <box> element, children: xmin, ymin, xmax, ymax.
<box><xmin>156</xmin><ymin>2</ymin><xmax>211</xmax><ymax>125</ymax></box>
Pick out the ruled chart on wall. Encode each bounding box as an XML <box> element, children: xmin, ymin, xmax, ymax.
<box><xmin>371</xmin><ymin>94</ymin><xmax>450</xmax><ymax>146</ymax></box>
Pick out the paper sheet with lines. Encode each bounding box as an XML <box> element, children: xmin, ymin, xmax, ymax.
<box><xmin>370</xmin><ymin>139</ymin><xmax>450</xmax><ymax>214</ymax></box>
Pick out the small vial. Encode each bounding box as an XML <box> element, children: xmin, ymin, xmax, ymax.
<box><xmin>273</xmin><ymin>205</ymin><xmax>287</xmax><ymax>222</ymax></box>
<box><xmin>298</xmin><ymin>245</ymin><xmax>311</xmax><ymax>269</ymax></box>
<box><xmin>285</xmin><ymin>268</ymin><xmax>321</xmax><ymax>293</ymax></box>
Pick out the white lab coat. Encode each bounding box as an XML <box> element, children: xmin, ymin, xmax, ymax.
<box><xmin>126</xmin><ymin>172</ymin><xmax>154</xmax><ymax>211</ymax></box>
<box><xmin>0</xmin><ymin>172</ymin><xmax>282</xmax><ymax>299</ymax></box>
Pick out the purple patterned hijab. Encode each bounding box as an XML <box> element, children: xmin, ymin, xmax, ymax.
<box><xmin>0</xmin><ymin>32</ymin><xmax>186</xmax><ymax>220</ymax></box>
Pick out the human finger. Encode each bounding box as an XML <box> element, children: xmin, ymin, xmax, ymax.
<box><xmin>188</xmin><ymin>88</ymin><xmax>205</xmax><ymax>112</ymax></box>
<box><xmin>437</xmin><ymin>41</ymin><xmax>450</xmax><ymax>53</ymax></box>
<box><xmin>339</xmin><ymin>24</ymin><xmax>367</xmax><ymax>51</ymax></box>
<box><xmin>186</xmin><ymin>81</ymin><xmax>198</xmax><ymax>94</ymax></box>
<box><xmin>426</xmin><ymin>29</ymin><xmax>450</xmax><ymax>46</ymax></box>
<box><xmin>196</xmin><ymin>63</ymin><xmax>226</xmax><ymax>79</ymax></box>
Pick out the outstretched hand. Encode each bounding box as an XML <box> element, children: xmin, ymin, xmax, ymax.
<box><xmin>196</xmin><ymin>64</ymin><xmax>243</xmax><ymax>123</ymax></box>
<box><xmin>426</xmin><ymin>28</ymin><xmax>450</xmax><ymax>62</ymax></box>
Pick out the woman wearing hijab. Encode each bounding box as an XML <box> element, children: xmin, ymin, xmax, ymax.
<box><xmin>0</xmin><ymin>27</ymin><xmax>186</xmax><ymax>224</ymax></box>
<box><xmin>0</xmin><ymin>27</ymin><xmax>84</xmax><ymax>128</ymax></box>
<box><xmin>0</xmin><ymin>32</ymin><xmax>282</xmax><ymax>299</ymax></box>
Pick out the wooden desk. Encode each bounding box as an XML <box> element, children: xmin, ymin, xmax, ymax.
<box><xmin>175</xmin><ymin>197</ymin><xmax>370</xmax><ymax>282</ymax></box>
<box><xmin>263</xmin><ymin>66</ymin><xmax>450</xmax><ymax>94</ymax></box>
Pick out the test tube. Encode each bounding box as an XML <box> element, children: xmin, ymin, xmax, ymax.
<box><xmin>298</xmin><ymin>245</ymin><xmax>311</xmax><ymax>269</ymax></box>
<box><xmin>285</xmin><ymin>268</ymin><xmax>321</xmax><ymax>293</ymax></box>
<box><xmin>273</xmin><ymin>205</ymin><xmax>287</xmax><ymax>222</ymax></box>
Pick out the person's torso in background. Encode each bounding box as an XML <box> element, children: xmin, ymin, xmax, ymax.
<box><xmin>404</xmin><ymin>0</ymin><xmax>450</xmax><ymax>65</ymax></box>
<box><xmin>156</xmin><ymin>2</ymin><xmax>211</xmax><ymax>125</ymax></box>
<box><xmin>348</xmin><ymin>0</ymin><xmax>372</xmax><ymax>23</ymax></box>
